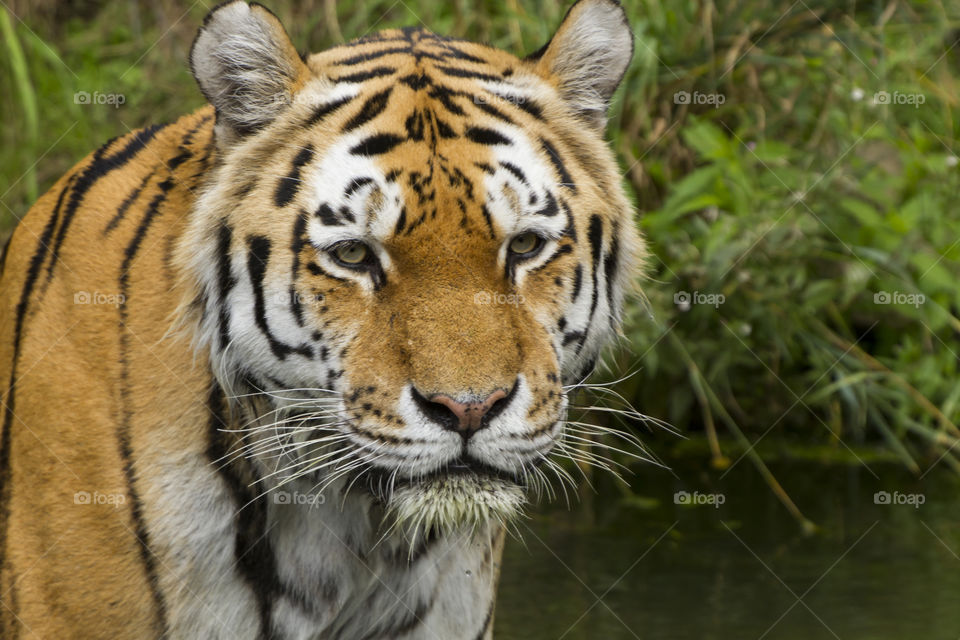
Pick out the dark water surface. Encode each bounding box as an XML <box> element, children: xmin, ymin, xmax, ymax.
<box><xmin>495</xmin><ymin>459</ymin><xmax>960</xmax><ymax>639</ymax></box>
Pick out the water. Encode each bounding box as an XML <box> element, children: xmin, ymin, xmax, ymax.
<box><xmin>495</xmin><ymin>459</ymin><xmax>960</xmax><ymax>639</ymax></box>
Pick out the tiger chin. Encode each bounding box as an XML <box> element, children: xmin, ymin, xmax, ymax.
<box><xmin>0</xmin><ymin>0</ymin><xmax>643</xmax><ymax>638</ymax></box>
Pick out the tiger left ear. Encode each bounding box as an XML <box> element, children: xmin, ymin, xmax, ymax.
<box><xmin>529</xmin><ymin>0</ymin><xmax>634</xmax><ymax>130</ymax></box>
<box><xmin>190</xmin><ymin>1</ymin><xmax>309</xmax><ymax>146</ymax></box>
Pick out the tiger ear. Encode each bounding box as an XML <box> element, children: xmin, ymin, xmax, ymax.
<box><xmin>190</xmin><ymin>1</ymin><xmax>309</xmax><ymax>145</ymax></box>
<box><xmin>529</xmin><ymin>0</ymin><xmax>634</xmax><ymax>130</ymax></box>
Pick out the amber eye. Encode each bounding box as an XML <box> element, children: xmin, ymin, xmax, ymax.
<box><xmin>332</xmin><ymin>242</ymin><xmax>369</xmax><ymax>265</ymax></box>
<box><xmin>508</xmin><ymin>232</ymin><xmax>541</xmax><ymax>256</ymax></box>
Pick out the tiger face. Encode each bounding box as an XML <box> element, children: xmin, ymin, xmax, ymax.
<box><xmin>179</xmin><ymin>0</ymin><xmax>641</xmax><ymax>536</ymax></box>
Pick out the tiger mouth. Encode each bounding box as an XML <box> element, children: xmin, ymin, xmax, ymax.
<box><xmin>358</xmin><ymin>455</ymin><xmax>524</xmax><ymax>501</ymax></box>
<box><xmin>398</xmin><ymin>456</ymin><xmax>522</xmax><ymax>487</ymax></box>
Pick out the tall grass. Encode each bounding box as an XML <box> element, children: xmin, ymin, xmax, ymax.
<box><xmin>1</xmin><ymin>8</ymin><xmax>38</xmax><ymax>205</ymax></box>
<box><xmin>1</xmin><ymin>0</ymin><xmax>958</xmax><ymax>522</ymax></box>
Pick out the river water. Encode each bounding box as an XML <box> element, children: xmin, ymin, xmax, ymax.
<box><xmin>496</xmin><ymin>458</ymin><xmax>959</xmax><ymax>639</ymax></box>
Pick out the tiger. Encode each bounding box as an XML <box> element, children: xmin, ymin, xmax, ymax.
<box><xmin>0</xmin><ymin>0</ymin><xmax>642</xmax><ymax>637</ymax></box>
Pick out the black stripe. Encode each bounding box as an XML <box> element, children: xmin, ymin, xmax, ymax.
<box><xmin>480</xmin><ymin>204</ymin><xmax>496</xmax><ymax>239</ymax></box>
<box><xmin>541</xmin><ymin>138</ymin><xmax>577</xmax><ymax>192</ymax></box>
<box><xmin>571</xmin><ymin>264</ymin><xmax>583</xmax><ymax>301</ymax></box>
<box><xmin>427</xmin><ymin>85</ymin><xmax>465</xmax><ymax>116</ymax></box>
<box><xmin>439</xmin><ymin>44</ymin><xmax>487</xmax><ymax>64</ymax></box>
<box><xmin>399</xmin><ymin>73</ymin><xmax>431</xmax><ymax>90</ymax></box>
<box><xmin>103</xmin><ymin>170</ymin><xmax>155</xmax><ymax>235</ymax></box>
<box><xmin>436</xmin><ymin>65</ymin><xmax>501</xmax><ymax>82</ymax></box>
<box><xmin>36</xmin><ymin>174</ymin><xmax>77</xmax><ymax>289</ymax></box>
<box><xmin>560</xmin><ymin>198</ymin><xmax>578</xmax><ymax>241</ymax></box>
<box><xmin>530</xmin><ymin>243</ymin><xmax>573</xmax><ymax>274</ymax></box>
<box><xmin>563</xmin><ymin>330</ymin><xmax>586</xmax><ymax>347</ymax></box>
<box><xmin>508</xmin><ymin>95</ymin><xmax>544</xmax><ymax>120</ymax></box>
<box><xmin>289</xmin><ymin>211</ymin><xmax>309</xmax><ymax>327</ymax></box>
<box><xmin>180</xmin><ymin>114</ymin><xmax>213</xmax><ymax>147</ymax></box>
<box><xmin>120</xmin><ymin>178</ymin><xmax>174</xmax><ymax>280</ymax></box>
<box><xmin>204</xmin><ymin>383</ymin><xmax>276</xmax><ymax>640</ymax></box>
<box><xmin>215</xmin><ymin>221</ymin><xmax>237</xmax><ymax>351</ymax></box>
<box><xmin>0</xmin><ymin>234</ymin><xmax>11</xmax><ymax>276</ymax></box>
<box><xmin>405</xmin><ymin>110</ymin><xmax>426</xmax><ymax>141</ymax></box>
<box><xmin>166</xmin><ymin>148</ymin><xmax>192</xmax><ymax>171</ymax></box>
<box><xmin>350</xmin><ymin>133</ymin><xmax>404</xmax><ymax>156</ymax></box>
<box><xmin>583</xmin><ymin>215</ymin><xmax>604</xmax><ymax>354</ymax></box>
<box><xmin>344</xmin><ymin>177</ymin><xmax>373</xmax><ymax>197</ymax></box>
<box><xmin>246</xmin><ymin>235</ymin><xmax>314</xmax><ymax>360</ymax></box>
<box><xmin>453</xmin><ymin>168</ymin><xmax>474</xmax><ymax>199</ymax></box>
<box><xmin>394</xmin><ymin>206</ymin><xmax>407</xmax><ymax>234</ymax></box>
<box><xmin>534</xmin><ymin>191</ymin><xmax>559</xmax><ymax>217</ymax></box>
<box><xmin>500</xmin><ymin>162</ymin><xmax>528</xmax><ymax>185</ymax></box>
<box><xmin>306</xmin><ymin>95</ymin><xmax>354</xmax><ymax>127</ymax></box>
<box><xmin>604</xmin><ymin>223</ymin><xmax>621</xmax><ymax>327</ymax></box>
<box><xmin>474</xmin><ymin>161</ymin><xmax>495</xmax><ymax>174</ymax></box>
<box><xmin>466</xmin><ymin>127</ymin><xmax>511</xmax><ymax>146</ymax></box>
<box><xmin>117</xmin><ymin>175</ymin><xmax>176</xmax><ymax>636</ymax></box>
<box><xmin>315</xmin><ymin>203</ymin><xmax>344</xmax><ymax>226</ymax></box>
<box><xmin>47</xmin><ymin>123</ymin><xmax>167</xmax><ymax>281</ymax></box>
<box><xmin>274</xmin><ymin>145</ymin><xmax>315</xmax><ymax>208</ymax></box>
<box><xmin>334</xmin><ymin>46</ymin><xmax>410</xmax><ymax>65</ymax></box>
<box><xmin>331</xmin><ymin>66</ymin><xmax>397</xmax><ymax>83</ymax></box>
<box><xmin>576</xmin><ymin>355</ymin><xmax>598</xmax><ymax>382</ymax></box>
<box><xmin>342</xmin><ymin>87</ymin><xmax>393</xmax><ymax>132</ymax></box>
<box><xmin>435</xmin><ymin>117</ymin><xmax>457</xmax><ymax>138</ymax></box>
<box><xmin>474</xmin><ymin>98</ymin><xmax>515</xmax><ymax>125</ymax></box>
<box><xmin>306</xmin><ymin>260</ymin><xmax>347</xmax><ymax>281</ymax></box>
<box><xmin>405</xmin><ymin>211</ymin><xmax>427</xmax><ymax>235</ymax></box>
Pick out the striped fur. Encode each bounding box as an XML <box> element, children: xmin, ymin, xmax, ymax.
<box><xmin>0</xmin><ymin>1</ymin><xmax>642</xmax><ymax>637</ymax></box>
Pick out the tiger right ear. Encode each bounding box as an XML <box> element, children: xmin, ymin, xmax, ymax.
<box><xmin>190</xmin><ymin>1</ymin><xmax>309</xmax><ymax>145</ymax></box>
<box><xmin>529</xmin><ymin>0</ymin><xmax>634</xmax><ymax>131</ymax></box>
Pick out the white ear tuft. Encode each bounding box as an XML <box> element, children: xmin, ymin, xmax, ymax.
<box><xmin>531</xmin><ymin>0</ymin><xmax>634</xmax><ymax>130</ymax></box>
<box><xmin>190</xmin><ymin>1</ymin><xmax>308</xmax><ymax>143</ymax></box>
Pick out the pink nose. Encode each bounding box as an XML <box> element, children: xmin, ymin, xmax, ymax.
<box><xmin>427</xmin><ymin>389</ymin><xmax>509</xmax><ymax>438</ymax></box>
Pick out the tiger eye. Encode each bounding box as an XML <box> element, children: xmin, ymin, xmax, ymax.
<box><xmin>334</xmin><ymin>242</ymin><xmax>369</xmax><ymax>264</ymax></box>
<box><xmin>508</xmin><ymin>233</ymin><xmax>540</xmax><ymax>255</ymax></box>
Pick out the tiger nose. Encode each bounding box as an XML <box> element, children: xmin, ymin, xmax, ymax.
<box><xmin>412</xmin><ymin>386</ymin><xmax>514</xmax><ymax>439</ymax></box>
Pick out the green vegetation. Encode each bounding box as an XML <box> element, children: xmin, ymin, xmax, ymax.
<box><xmin>1</xmin><ymin>0</ymin><xmax>958</xmax><ymax>523</ymax></box>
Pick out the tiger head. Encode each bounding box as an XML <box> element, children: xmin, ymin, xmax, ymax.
<box><xmin>177</xmin><ymin>0</ymin><xmax>643</xmax><ymax>538</ymax></box>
